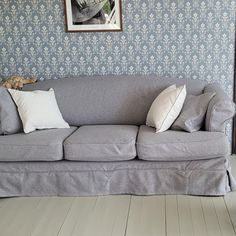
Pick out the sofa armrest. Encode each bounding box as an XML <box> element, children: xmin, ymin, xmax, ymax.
<box><xmin>204</xmin><ymin>83</ymin><xmax>236</xmax><ymax>132</ymax></box>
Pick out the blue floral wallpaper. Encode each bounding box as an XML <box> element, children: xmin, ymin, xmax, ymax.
<box><xmin>0</xmin><ymin>0</ymin><xmax>235</xmax><ymax>139</ymax></box>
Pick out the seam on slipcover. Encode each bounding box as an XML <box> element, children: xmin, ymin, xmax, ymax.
<box><xmin>136</xmin><ymin>136</ymin><xmax>226</xmax><ymax>145</ymax></box>
<box><xmin>208</xmin><ymin>101</ymin><xmax>216</xmax><ymax>131</ymax></box>
<box><xmin>138</xmin><ymin>153</ymin><xmax>229</xmax><ymax>160</ymax></box>
<box><xmin>64</xmin><ymin>138</ymin><xmax>137</xmax><ymax>145</ymax></box>
<box><xmin>62</xmin><ymin>127</ymin><xmax>79</xmax><ymax>142</ymax></box>
<box><xmin>210</xmin><ymin>109</ymin><xmax>234</xmax><ymax>132</ymax></box>
<box><xmin>0</xmin><ymin>158</ymin><xmax>61</xmax><ymax>162</ymax></box>
<box><xmin>0</xmin><ymin>143</ymin><xmax>62</xmax><ymax>147</ymax></box>
<box><xmin>0</xmin><ymin>168</ymin><xmax>227</xmax><ymax>174</ymax></box>
<box><xmin>208</xmin><ymin>99</ymin><xmax>229</xmax><ymax>132</ymax></box>
<box><xmin>65</xmin><ymin>155</ymin><xmax>136</xmax><ymax>160</ymax></box>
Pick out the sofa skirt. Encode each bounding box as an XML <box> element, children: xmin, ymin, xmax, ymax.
<box><xmin>0</xmin><ymin>157</ymin><xmax>235</xmax><ymax>197</ymax></box>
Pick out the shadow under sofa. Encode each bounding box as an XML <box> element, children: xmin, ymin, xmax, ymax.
<box><xmin>0</xmin><ymin>75</ymin><xmax>235</xmax><ymax>197</ymax></box>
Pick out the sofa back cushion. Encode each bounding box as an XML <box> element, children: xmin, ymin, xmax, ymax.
<box><xmin>0</xmin><ymin>87</ymin><xmax>23</xmax><ymax>134</ymax></box>
<box><xmin>23</xmin><ymin>76</ymin><xmax>205</xmax><ymax>126</ymax></box>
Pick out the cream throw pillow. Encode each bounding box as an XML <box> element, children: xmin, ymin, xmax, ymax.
<box><xmin>146</xmin><ymin>84</ymin><xmax>186</xmax><ymax>133</ymax></box>
<box><xmin>8</xmin><ymin>88</ymin><xmax>69</xmax><ymax>133</ymax></box>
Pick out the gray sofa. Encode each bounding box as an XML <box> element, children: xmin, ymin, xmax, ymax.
<box><xmin>0</xmin><ymin>76</ymin><xmax>235</xmax><ymax>196</ymax></box>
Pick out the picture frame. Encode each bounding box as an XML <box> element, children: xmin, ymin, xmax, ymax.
<box><xmin>64</xmin><ymin>0</ymin><xmax>122</xmax><ymax>32</ymax></box>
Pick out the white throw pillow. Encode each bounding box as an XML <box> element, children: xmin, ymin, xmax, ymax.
<box><xmin>8</xmin><ymin>88</ymin><xmax>69</xmax><ymax>133</ymax></box>
<box><xmin>146</xmin><ymin>84</ymin><xmax>186</xmax><ymax>133</ymax></box>
<box><xmin>146</xmin><ymin>84</ymin><xmax>176</xmax><ymax>128</ymax></box>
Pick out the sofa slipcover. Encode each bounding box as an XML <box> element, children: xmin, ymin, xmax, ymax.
<box><xmin>0</xmin><ymin>157</ymin><xmax>234</xmax><ymax>197</ymax></box>
<box><xmin>0</xmin><ymin>127</ymin><xmax>77</xmax><ymax>161</ymax></box>
<box><xmin>64</xmin><ymin>125</ymin><xmax>138</xmax><ymax>161</ymax></box>
<box><xmin>137</xmin><ymin>125</ymin><xmax>229</xmax><ymax>161</ymax></box>
<box><xmin>0</xmin><ymin>75</ymin><xmax>233</xmax><ymax>197</ymax></box>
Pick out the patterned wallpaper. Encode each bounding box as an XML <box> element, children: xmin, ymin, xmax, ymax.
<box><xmin>0</xmin><ymin>0</ymin><xmax>235</xmax><ymax>138</ymax></box>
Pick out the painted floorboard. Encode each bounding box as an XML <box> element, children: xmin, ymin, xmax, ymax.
<box><xmin>59</xmin><ymin>195</ymin><xmax>130</xmax><ymax>236</ymax></box>
<box><xmin>224</xmin><ymin>192</ymin><xmax>236</xmax><ymax>234</ymax></box>
<box><xmin>201</xmin><ymin>197</ymin><xmax>222</xmax><ymax>236</ymax></box>
<box><xmin>77</xmin><ymin>195</ymin><xmax>130</xmax><ymax>236</ymax></box>
<box><xmin>58</xmin><ymin>197</ymin><xmax>97</xmax><ymax>236</ymax></box>
<box><xmin>189</xmin><ymin>196</ymin><xmax>208</xmax><ymax>236</ymax></box>
<box><xmin>213</xmin><ymin>197</ymin><xmax>235</xmax><ymax>236</ymax></box>
<box><xmin>177</xmin><ymin>195</ymin><xmax>194</xmax><ymax>236</ymax></box>
<box><xmin>125</xmin><ymin>196</ymin><xmax>165</xmax><ymax>236</ymax></box>
<box><xmin>0</xmin><ymin>198</ymin><xmax>9</xmax><ymax>209</ymax></box>
<box><xmin>1</xmin><ymin>197</ymin><xmax>41</xmax><ymax>236</ymax></box>
<box><xmin>166</xmin><ymin>195</ymin><xmax>180</xmax><ymax>236</ymax></box>
<box><xmin>0</xmin><ymin>198</ymin><xmax>30</xmax><ymax>233</ymax></box>
<box><xmin>30</xmin><ymin>197</ymin><xmax>73</xmax><ymax>236</ymax></box>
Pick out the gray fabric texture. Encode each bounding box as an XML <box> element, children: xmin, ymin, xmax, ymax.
<box><xmin>0</xmin><ymin>77</ymin><xmax>233</xmax><ymax>197</ymax></box>
<box><xmin>0</xmin><ymin>157</ymin><xmax>234</xmax><ymax>197</ymax></box>
<box><xmin>0</xmin><ymin>87</ymin><xmax>23</xmax><ymax>135</ymax></box>
<box><xmin>23</xmin><ymin>76</ymin><xmax>205</xmax><ymax>126</ymax></box>
<box><xmin>64</xmin><ymin>125</ymin><xmax>138</xmax><ymax>161</ymax></box>
<box><xmin>172</xmin><ymin>92</ymin><xmax>215</xmax><ymax>132</ymax></box>
<box><xmin>137</xmin><ymin>125</ymin><xmax>230</xmax><ymax>161</ymax></box>
<box><xmin>204</xmin><ymin>83</ymin><xmax>236</xmax><ymax>132</ymax></box>
<box><xmin>0</xmin><ymin>127</ymin><xmax>77</xmax><ymax>161</ymax></box>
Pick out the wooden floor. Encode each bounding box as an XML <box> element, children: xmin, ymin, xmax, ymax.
<box><xmin>0</xmin><ymin>159</ymin><xmax>236</xmax><ymax>236</ymax></box>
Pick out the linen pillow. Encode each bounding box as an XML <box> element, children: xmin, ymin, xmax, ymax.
<box><xmin>8</xmin><ymin>88</ymin><xmax>69</xmax><ymax>133</ymax></box>
<box><xmin>171</xmin><ymin>92</ymin><xmax>216</xmax><ymax>132</ymax></box>
<box><xmin>146</xmin><ymin>84</ymin><xmax>186</xmax><ymax>133</ymax></box>
<box><xmin>0</xmin><ymin>87</ymin><xmax>23</xmax><ymax>135</ymax></box>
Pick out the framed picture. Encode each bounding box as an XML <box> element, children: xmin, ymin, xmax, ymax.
<box><xmin>64</xmin><ymin>0</ymin><xmax>122</xmax><ymax>32</ymax></box>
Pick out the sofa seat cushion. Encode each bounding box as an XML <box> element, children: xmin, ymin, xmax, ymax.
<box><xmin>137</xmin><ymin>125</ymin><xmax>229</xmax><ymax>161</ymax></box>
<box><xmin>0</xmin><ymin>127</ymin><xmax>77</xmax><ymax>162</ymax></box>
<box><xmin>64</xmin><ymin>125</ymin><xmax>138</xmax><ymax>161</ymax></box>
